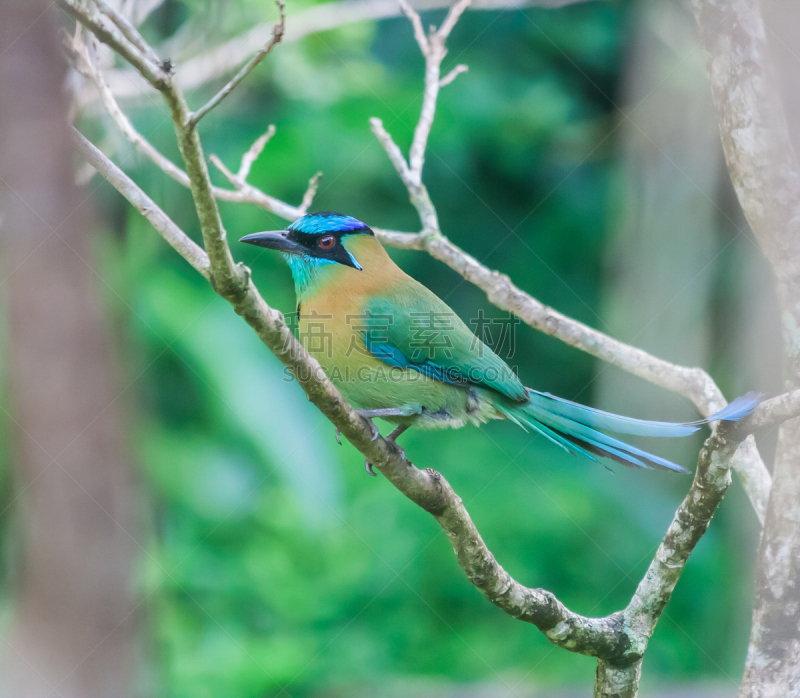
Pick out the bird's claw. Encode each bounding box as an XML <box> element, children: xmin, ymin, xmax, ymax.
<box><xmin>359</xmin><ymin>416</ymin><xmax>407</xmax><ymax>476</ymax></box>
<box><xmin>335</xmin><ymin>419</ymin><xmax>378</xmax><ymax>447</ymax></box>
<box><xmin>366</xmin><ymin>419</ymin><xmax>380</xmax><ymax>441</ymax></box>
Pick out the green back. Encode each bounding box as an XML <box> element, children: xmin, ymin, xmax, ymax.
<box><xmin>362</xmin><ymin>281</ymin><xmax>527</xmax><ymax>403</ymax></box>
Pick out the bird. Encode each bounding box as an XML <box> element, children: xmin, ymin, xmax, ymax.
<box><xmin>240</xmin><ymin>211</ymin><xmax>758</xmax><ymax>476</ymax></box>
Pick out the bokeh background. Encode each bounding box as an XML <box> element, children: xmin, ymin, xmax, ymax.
<box><xmin>0</xmin><ymin>0</ymin><xmax>790</xmax><ymax>695</ymax></box>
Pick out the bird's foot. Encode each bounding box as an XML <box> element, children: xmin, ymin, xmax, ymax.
<box><xmin>385</xmin><ymin>424</ymin><xmax>410</xmax><ymax>462</ymax></box>
<box><xmin>358</xmin><ymin>412</ymin><xmax>414</xmax><ymax>476</ymax></box>
<box><xmin>355</xmin><ymin>411</ymin><xmax>383</xmax><ymax>441</ymax></box>
<box><xmin>334</xmin><ymin>414</ymin><xmax>380</xmax><ymax>446</ymax></box>
<box><xmin>364</xmin><ymin>419</ymin><xmax>380</xmax><ymax>441</ymax></box>
<box><xmin>386</xmin><ymin>443</ymin><xmax>406</xmax><ymax>461</ymax></box>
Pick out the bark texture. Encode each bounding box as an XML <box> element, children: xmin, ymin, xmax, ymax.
<box><xmin>0</xmin><ymin>2</ymin><xmax>137</xmax><ymax>696</ymax></box>
<box><xmin>692</xmin><ymin>1</ymin><xmax>800</xmax><ymax>695</ymax></box>
<box><xmin>595</xmin><ymin>660</ymin><xmax>641</xmax><ymax>698</ymax></box>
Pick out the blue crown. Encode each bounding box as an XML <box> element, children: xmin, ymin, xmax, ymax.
<box><xmin>288</xmin><ymin>211</ymin><xmax>370</xmax><ymax>235</ymax></box>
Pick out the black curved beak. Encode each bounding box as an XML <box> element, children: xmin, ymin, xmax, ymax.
<box><xmin>239</xmin><ymin>230</ymin><xmax>303</xmax><ymax>255</ymax></box>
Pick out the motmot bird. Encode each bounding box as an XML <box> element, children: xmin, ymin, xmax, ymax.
<box><xmin>241</xmin><ymin>212</ymin><xmax>758</xmax><ymax>475</ymax></box>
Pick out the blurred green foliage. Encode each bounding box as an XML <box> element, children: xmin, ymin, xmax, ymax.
<box><xmin>89</xmin><ymin>0</ymin><xmax>761</xmax><ymax>694</ymax></box>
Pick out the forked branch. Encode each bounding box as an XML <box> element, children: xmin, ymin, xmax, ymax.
<box><xmin>368</xmin><ymin>0</ymin><xmax>772</xmax><ymax>524</ymax></box>
<box><xmin>65</xmin><ymin>3</ymin><xmax>788</xmax><ymax>696</ymax></box>
<box><xmin>59</xmin><ymin>0</ymin><xmax>400</xmax><ymax>475</ymax></box>
<box><xmin>69</xmin><ymin>0</ymin><xmax>772</xmax><ymax>526</ymax></box>
<box><xmin>72</xmin><ymin>125</ymin><xmax>630</xmax><ymax>665</ymax></box>
<box><xmin>66</xmin><ymin>132</ymin><xmax>800</xmax><ymax>690</ymax></box>
<box><xmin>189</xmin><ymin>0</ymin><xmax>286</xmax><ymax>126</ymax></box>
<box><xmin>90</xmin><ymin>0</ymin><xmax>598</xmax><ymax>104</ymax></box>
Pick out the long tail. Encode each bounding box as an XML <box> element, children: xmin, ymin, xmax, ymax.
<box><xmin>497</xmin><ymin>390</ymin><xmax>760</xmax><ymax>473</ymax></box>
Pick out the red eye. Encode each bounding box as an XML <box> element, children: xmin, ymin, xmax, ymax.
<box><xmin>318</xmin><ymin>235</ymin><xmax>336</xmax><ymax>249</ymax></box>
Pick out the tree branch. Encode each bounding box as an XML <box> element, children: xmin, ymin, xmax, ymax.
<box><xmin>237</xmin><ymin>125</ymin><xmax>276</xmax><ymax>180</ymax></box>
<box><xmin>66</xmin><ymin>0</ymin><xmax>410</xmax><ymax>482</ymax></box>
<box><xmin>70</xmin><ymin>0</ymin><xmax>773</xmax><ymax>526</ymax></box>
<box><xmin>299</xmin><ymin>171</ymin><xmax>323</xmax><ymax>214</ymax></box>
<box><xmin>57</xmin><ymin>0</ymin><xmax>167</xmax><ymax>90</ymax></box>
<box><xmin>72</xmin><ymin>129</ymin><xmax>211</xmax><ymax>279</ymax></box>
<box><xmin>188</xmin><ymin>0</ymin><xmax>285</xmax><ymax>126</ymax></box>
<box><xmin>68</xmin><ymin>25</ymin><xmax>303</xmax><ymax>220</ymax></box>
<box><xmin>73</xmin><ymin>126</ymin><xmax>631</xmax><ymax>658</ymax></box>
<box><xmin>729</xmin><ymin>389</ymin><xmax>800</xmax><ymax>437</ymax></box>
<box><xmin>67</xmin><ymin>5</ymin><xmax>800</xmax><ymax>696</ymax></box>
<box><xmin>691</xmin><ymin>1</ymin><xmax>800</xmax><ymax>691</ymax></box>
<box><xmin>367</xmin><ymin>0</ymin><xmax>773</xmax><ymax>524</ymax></box>
<box><xmin>92</xmin><ymin>0</ymin><xmax>162</xmax><ymax>67</ymax></box>
<box><xmin>90</xmin><ymin>0</ymin><xmax>598</xmax><ymax>103</ymax></box>
<box><xmin>76</xmin><ymin>132</ymin><xmax>787</xmax><ymax>679</ymax></box>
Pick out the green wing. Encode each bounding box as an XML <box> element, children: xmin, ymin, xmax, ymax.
<box><xmin>361</xmin><ymin>285</ymin><xmax>527</xmax><ymax>403</ymax></box>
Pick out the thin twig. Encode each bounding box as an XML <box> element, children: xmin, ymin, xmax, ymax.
<box><xmin>370</xmin><ymin>117</ymin><xmax>438</xmax><ymax>231</ymax></box>
<box><xmin>238</xmin><ymin>126</ymin><xmax>276</xmax><ymax>180</ymax></box>
<box><xmin>208</xmin><ymin>154</ymin><xmax>241</xmax><ymax>187</ymax></box>
<box><xmin>188</xmin><ymin>0</ymin><xmax>285</xmax><ymax>126</ymax></box>
<box><xmin>207</xmin><ymin>151</ymin><xmax>303</xmax><ymax>220</ymax></box>
<box><xmin>369</xmin><ymin>117</ymin><xmax>412</xmax><ymax>181</ymax></box>
<box><xmin>299</xmin><ymin>172</ymin><xmax>323</xmax><ymax>214</ymax></box>
<box><xmin>71</xmin><ymin>33</ymin><xmax>187</xmax><ymax>183</ymax></box>
<box><xmin>92</xmin><ymin>0</ymin><xmax>162</xmax><ymax>66</ymax></box>
<box><xmin>436</xmin><ymin>0</ymin><xmax>472</xmax><ymax>40</ymax></box>
<box><xmin>91</xmin><ymin>0</ymin><xmax>598</xmax><ymax>103</ymax></box>
<box><xmin>439</xmin><ymin>63</ymin><xmax>468</xmax><ymax>87</ymax></box>
<box><xmin>407</xmin><ymin>0</ymin><xmax>472</xmax><ymax>181</ymax></box>
<box><xmin>398</xmin><ymin>0</ymin><xmax>429</xmax><ymax>54</ymax></box>
<box><xmin>57</xmin><ymin>0</ymin><xmax>167</xmax><ymax>90</ymax></box>
<box><xmin>72</xmin><ymin>129</ymin><xmax>211</xmax><ymax>278</ymax></box>
<box><xmin>372</xmin><ymin>0</ymin><xmax>472</xmax><ymax>227</ymax></box>
<box><xmin>68</xmin><ymin>44</ymin><xmax>301</xmax><ymax>219</ymax></box>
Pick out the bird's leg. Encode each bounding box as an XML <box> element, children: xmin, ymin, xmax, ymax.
<box><xmin>334</xmin><ymin>407</ymin><xmax>418</xmax><ymax>447</ymax></box>
<box><xmin>386</xmin><ymin>424</ymin><xmax>410</xmax><ymax>443</ymax></box>
<box><xmin>357</xmin><ymin>408</ymin><xmax>420</xmax><ymax>477</ymax></box>
<box><xmin>358</xmin><ymin>408</ymin><xmax>413</xmax><ymax>421</ymax></box>
<box><xmin>331</xmin><ymin>410</ymin><xmax>390</xmax><ymax>476</ymax></box>
<box><xmin>365</xmin><ymin>423</ymin><xmax>413</xmax><ymax>476</ymax></box>
<box><xmin>384</xmin><ymin>424</ymin><xmax>410</xmax><ymax>461</ymax></box>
